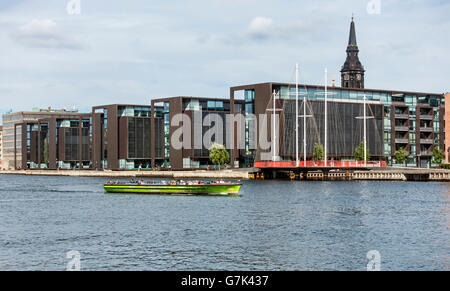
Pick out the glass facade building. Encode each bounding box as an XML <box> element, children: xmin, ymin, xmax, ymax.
<box><xmin>230</xmin><ymin>83</ymin><xmax>445</xmax><ymax>168</ymax></box>
<box><xmin>152</xmin><ymin>97</ymin><xmax>244</xmax><ymax>170</ymax></box>
<box><xmin>91</xmin><ymin>104</ymin><xmax>163</xmax><ymax>170</ymax></box>
<box><xmin>1</xmin><ymin>109</ymin><xmax>89</xmax><ymax>170</ymax></box>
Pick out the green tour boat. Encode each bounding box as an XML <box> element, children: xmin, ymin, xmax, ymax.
<box><xmin>104</xmin><ymin>180</ymin><xmax>242</xmax><ymax>196</ymax></box>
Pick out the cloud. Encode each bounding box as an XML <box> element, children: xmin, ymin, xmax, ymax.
<box><xmin>200</xmin><ymin>13</ymin><xmax>342</xmax><ymax>46</ymax></box>
<box><xmin>0</xmin><ymin>0</ymin><xmax>449</xmax><ymax>115</ymax></box>
<box><xmin>10</xmin><ymin>19</ymin><xmax>83</xmax><ymax>50</ymax></box>
<box><xmin>248</xmin><ymin>17</ymin><xmax>273</xmax><ymax>39</ymax></box>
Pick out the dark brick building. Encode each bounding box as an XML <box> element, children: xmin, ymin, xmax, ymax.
<box><xmin>91</xmin><ymin>104</ymin><xmax>164</xmax><ymax>170</ymax></box>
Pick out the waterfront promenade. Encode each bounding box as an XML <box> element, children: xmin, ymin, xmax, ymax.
<box><xmin>0</xmin><ymin>169</ymin><xmax>250</xmax><ymax>180</ymax></box>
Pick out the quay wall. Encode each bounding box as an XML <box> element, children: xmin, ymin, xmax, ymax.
<box><xmin>0</xmin><ymin>170</ymin><xmax>249</xmax><ymax>180</ymax></box>
<box><xmin>2</xmin><ymin>168</ymin><xmax>450</xmax><ymax>182</ymax></box>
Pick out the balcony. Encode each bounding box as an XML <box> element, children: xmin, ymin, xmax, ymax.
<box><xmin>395</xmin><ymin>138</ymin><xmax>409</xmax><ymax>144</ymax></box>
<box><xmin>420</xmin><ymin>139</ymin><xmax>434</xmax><ymax>144</ymax></box>
<box><xmin>394</xmin><ymin>114</ymin><xmax>409</xmax><ymax>119</ymax></box>
<box><xmin>419</xmin><ymin>115</ymin><xmax>433</xmax><ymax>120</ymax></box>
<box><xmin>419</xmin><ymin>151</ymin><xmax>433</xmax><ymax>156</ymax></box>
<box><xmin>420</xmin><ymin>127</ymin><xmax>433</xmax><ymax>132</ymax></box>
<box><xmin>395</xmin><ymin>126</ymin><xmax>409</xmax><ymax>132</ymax></box>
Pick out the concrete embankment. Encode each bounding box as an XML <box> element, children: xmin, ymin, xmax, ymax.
<box><xmin>0</xmin><ymin>169</ymin><xmax>249</xmax><ymax>180</ymax></box>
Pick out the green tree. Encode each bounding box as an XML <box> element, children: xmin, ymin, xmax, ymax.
<box><xmin>394</xmin><ymin>147</ymin><xmax>408</xmax><ymax>166</ymax></box>
<box><xmin>354</xmin><ymin>141</ymin><xmax>370</xmax><ymax>161</ymax></box>
<box><xmin>209</xmin><ymin>143</ymin><xmax>230</xmax><ymax>171</ymax></box>
<box><xmin>432</xmin><ymin>147</ymin><xmax>444</xmax><ymax>164</ymax></box>
<box><xmin>313</xmin><ymin>143</ymin><xmax>324</xmax><ymax>161</ymax></box>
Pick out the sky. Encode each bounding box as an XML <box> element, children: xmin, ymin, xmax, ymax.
<box><xmin>0</xmin><ymin>0</ymin><xmax>449</xmax><ymax>118</ymax></box>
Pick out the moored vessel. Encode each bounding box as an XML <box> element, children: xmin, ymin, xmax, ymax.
<box><xmin>104</xmin><ymin>180</ymin><xmax>242</xmax><ymax>196</ymax></box>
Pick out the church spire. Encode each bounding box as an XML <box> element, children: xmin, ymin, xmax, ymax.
<box><xmin>348</xmin><ymin>17</ymin><xmax>357</xmax><ymax>47</ymax></box>
<box><xmin>341</xmin><ymin>16</ymin><xmax>365</xmax><ymax>89</ymax></box>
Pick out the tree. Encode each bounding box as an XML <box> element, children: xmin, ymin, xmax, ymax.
<box><xmin>354</xmin><ymin>141</ymin><xmax>370</xmax><ymax>161</ymax></box>
<box><xmin>394</xmin><ymin>147</ymin><xmax>408</xmax><ymax>166</ymax></box>
<box><xmin>209</xmin><ymin>143</ymin><xmax>230</xmax><ymax>171</ymax></box>
<box><xmin>313</xmin><ymin>143</ymin><xmax>324</xmax><ymax>161</ymax></box>
<box><xmin>432</xmin><ymin>147</ymin><xmax>444</xmax><ymax>164</ymax></box>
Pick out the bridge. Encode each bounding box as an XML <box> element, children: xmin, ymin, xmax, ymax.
<box><xmin>253</xmin><ymin>160</ymin><xmax>387</xmax><ymax>179</ymax></box>
<box><xmin>254</xmin><ymin>161</ymin><xmax>386</xmax><ymax>170</ymax></box>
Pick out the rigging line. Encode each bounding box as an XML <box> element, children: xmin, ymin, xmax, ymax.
<box><xmin>368</xmin><ymin>104</ymin><xmax>383</xmax><ymax>154</ymax></box>
<box><xmin>299</xmin><ymin>70</ymin><xmax>317</xmax><ymax>155</ymax></box>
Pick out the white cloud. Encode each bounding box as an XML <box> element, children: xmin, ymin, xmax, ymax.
<box><xmin>19</xmin><ymin>19</ymin><xmax>56</xmax><ymax>33</ymax></box>
<box><xmin>248</xmin><ymin>17</ymin><xmax>273</xmax><ymax>38</ymax></box>
<box><xmin>10</xmin><ymin>19</ymin><xmax>83</xmax><ymax>50</ymax></box>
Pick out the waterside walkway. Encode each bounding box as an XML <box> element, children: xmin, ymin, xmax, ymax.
<box><xmin>0</xmin><ymin>169</ymin><xmax>250</xmax><ymax>180</ymax></box>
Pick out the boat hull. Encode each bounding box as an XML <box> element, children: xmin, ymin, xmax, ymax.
<box><xmin>104</xmin><ymin>183</ymin><xmax>242</xmax><ymax>196</ymax></box>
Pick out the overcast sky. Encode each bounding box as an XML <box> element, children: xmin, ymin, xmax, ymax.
<box><xmin>0</xmin><ymin>0</ymin><xmax>449</xmax><ymax>117</ymax></box>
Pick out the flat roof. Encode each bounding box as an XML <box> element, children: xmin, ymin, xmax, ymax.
<box><xmin>151</xmin><ymin>96</ymin><xmax>237</xmax><ymax>103</ymax></box>
<box><xmin>230</xmin><ymin>82</ymin><xmax>444</xmax><ymax>97</ymax></box>
<box><xmin>2</xmin><ymin>111</ymin><xmax>90</xmax><ymax>117</ymax></box>
<box><xmin>92</xmin><ymin>104</ymin><xmax>152</xmax><ymax>110</ymax></box>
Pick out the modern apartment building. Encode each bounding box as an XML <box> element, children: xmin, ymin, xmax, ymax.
<box><xmin>230</xmin><ymin>83</ymin><xmax>444</xmax><ymax>168</ymax></box>
<box><xmin>151</xmin><ymin>97</ymin><xmax>245</xmax><ymax>170</ymax></box>
<box><xmin>18</xmin><ymin>114</ymin><xmax>92</xmax><ymax>170</ymax></box>
<box><xmin>91</xmin><ymin>104</ymin><xmax>164</xmax><ymax>170</ymax></box>
<box><xmin>1</xmin><ymin>108</ymin><xmax>85</xmax><ymax>170</ymax></box>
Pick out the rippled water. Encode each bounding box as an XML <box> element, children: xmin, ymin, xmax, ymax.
<box><xmin>0</xmin><ymin>174</ymin><xmax>448</xmax><ymax>270</ymax></box>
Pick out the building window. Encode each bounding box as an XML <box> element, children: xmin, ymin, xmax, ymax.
<box><xmin>245</xmin><ymin>90</ymin><xmax>255</xmax><ymax>102</ymax></box>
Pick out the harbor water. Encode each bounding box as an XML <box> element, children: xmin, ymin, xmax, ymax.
<box><xmin>0</xmin><ymin>174</ymin><xmax>448</xmax><ymax>270</ymax></box>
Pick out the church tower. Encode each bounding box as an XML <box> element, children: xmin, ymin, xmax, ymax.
<box><xmin>341</xmin><ymin>17</ymin><xmax>365</xmax><ymax>89</ymax></box>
